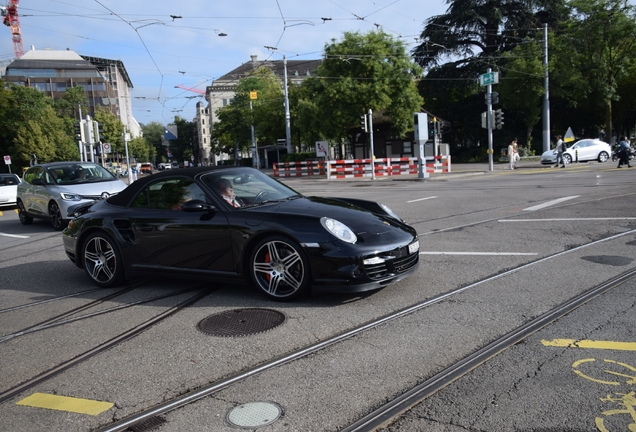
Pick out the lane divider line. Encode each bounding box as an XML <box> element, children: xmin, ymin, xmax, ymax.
<box><xmin>419</xmin><ymin>252</ymin><xmax>538</xmax><ymax>256</ymax></box>
<box><xmin>523</xmin><ymin>196</ymin><xmax>580</xmax><ymax>211</ymax></box>
<box><xmin>16</xmin><ymin>393</ymin><xmax>113</xmax><ymax>416</ymax></box>
<box><xmin>0</xmin><ymin>232</ymin><xmax>30</xmax><ymax>238</ymax></box>
<box><xmin>499</xmin><ymin>218</ymin><xmax>636</xmax><ymax>222</ymax></box>
<box><xmin>407</xmin><ymin>196</ymin><xmax>438</xmax><ymax>203</ymax></box>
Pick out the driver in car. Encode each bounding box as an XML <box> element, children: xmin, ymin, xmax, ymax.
<box><xmin>215</xmin><ymin>178</ymin><xmax>241</xmax><ymax>208</ymax></box>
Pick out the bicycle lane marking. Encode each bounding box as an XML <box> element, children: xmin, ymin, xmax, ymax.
<box><xmin>541</xmin><ymin>339</ymin><xmax>636</xmax><ymax>431</ymax></box>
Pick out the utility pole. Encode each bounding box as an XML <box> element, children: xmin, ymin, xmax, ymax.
<box><xmin>283</xmin><ymin>56</ymin><xmax>292</xmax><ymax>153</ymax></box>
<box><xmin>123</xmin><ymin>126</ymin><xmax>133</xmax><ymax>184</ymax></box>
<box><xmin>486</xmin><ymin>68</ymin><xmax>494</xmax><ymax>172</ymax></box>
<box><xmin>542</xmin><ymin>23</ymin><xmax>551</xmax><ymax>154</ymax></box>
<box><xmin>368</xmin><ymin>109</ymin><xmax>375</xmax><ymax>180</ymax></box>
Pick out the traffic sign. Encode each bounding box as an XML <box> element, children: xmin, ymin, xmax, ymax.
<box><xmin>3</xmin><ymin>155</ymin><xmax>10</xmax><ymax>165</ymax></box>
<box><xmin>102</xmin><ymin>143</ymin><xmax>112</xmax><ymax>154</ymax></box>
<box><xmin>479</xmin><ymin>71</ymin><xmax>499</xmax><ymax>86</ymax></box>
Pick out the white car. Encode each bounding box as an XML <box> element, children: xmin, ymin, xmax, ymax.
<box><xmin>0</xmin><ymin>173</ymin><xmax>20</xmax><ymax>207</ymax></box>
<box><xmin>17</xmin><ymin>162</ymin><xmax>127</xmax><ymax>230</ymax></box>
<box><xmin>540</xmin><ymin>139</ymin><xmax>611</xmax><ymax>165</ymax></box>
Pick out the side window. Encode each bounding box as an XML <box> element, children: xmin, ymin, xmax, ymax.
<box><xmin>131</xmin><ymin>178</ymin><xmax>206</xmax><ymax>210</ymax></box>
<box><xmin>130</xmin><ymin>188</ymin><xmax>149</xmax><ymax>209</ymax></box>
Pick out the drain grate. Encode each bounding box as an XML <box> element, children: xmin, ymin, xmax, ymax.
<box><xmin>226</xmin><ymin>401</ymin><xmax>282</xmax><ymax>429</ymax></box>
<box><xmin>581</xmin><ymin>255</ymin><xmax>634</xmax><ymax>267</ymax></box>
<box><xmin>127</xmin><ymin>415</ymin><xmax>166</xmax><ymax>432</ymax></box>
<box><xmin>197</xmin><ymin>308</ymin><xmax>286</xmax><ymax>337</ymax></box>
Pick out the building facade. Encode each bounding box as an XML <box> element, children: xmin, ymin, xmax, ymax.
<box><xmin>2</xmin><ymin>48</ymin><xmax>141</xmax><ymax>138</ymax></box>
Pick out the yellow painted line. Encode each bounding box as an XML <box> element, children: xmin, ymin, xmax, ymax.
<box><xmin>541</xmin><ymin>339</ymin><xmax>636</xmax><ymax>351</ymax></box>
<box><xmin>16</xmin><ymin>393</ymin><xmax>113</xmax><ymax>415</ymax></box>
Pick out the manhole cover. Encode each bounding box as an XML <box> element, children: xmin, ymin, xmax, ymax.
<box><xmin>227</xmin><ymin>402</ymin><xmax>282</xmax><ymax>429</ymax></box>
<box><xmin>581</xmin><ymin>255</ymin><xmax>634</xmax><ymax>267</ymax></box>
<box><xmin>197</xmin><ymin>308</ymin><xmax>285</xmax><ymax>337</ymax></box>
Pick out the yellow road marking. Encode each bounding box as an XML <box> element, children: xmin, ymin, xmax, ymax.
<box><xmin>542</xmin><ymin>339</ymin><xmax>636</xmax><ymax>351</ymax></box>
<box><xmin>16</xmin><ymin>393</ymin><xmax>113</xmax><ymax>415</ymax></box>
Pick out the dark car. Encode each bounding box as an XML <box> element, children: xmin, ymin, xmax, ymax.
<box><xmin>62</xmin><ymin>167</ymin><xmax>419</xmax><ymax>301</ymax></box>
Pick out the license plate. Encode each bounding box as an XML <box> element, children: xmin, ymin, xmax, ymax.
<box><xmin>408</xmin><ymin>240</ymin><xmax>419</xmax><ymax>255</ymax></box>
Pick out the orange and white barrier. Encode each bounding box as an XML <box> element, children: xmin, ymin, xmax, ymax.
<box><xmin>273</xmin><ymin>160</ymin><xmax>326</xmax><ymax>177</ymax></box>
<box><xmin>273</xmin><ymin>156</ymin><xmax>451</xmax><ymax>179</ymax></box>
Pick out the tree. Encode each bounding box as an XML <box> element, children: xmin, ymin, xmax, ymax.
<box><xmin>301</xmin><ymin>31</ymin><xmax>423</xmax><ymax>144</ymax></box>
<box><xmin>566</xmin><ymin>0</ymin><xmax>636</xmax><ymax>141</ymax></box>
<box><xmin>411</xmin><ymin>0</ymin><xmax>569</xmax><ymax>150</ymax></box>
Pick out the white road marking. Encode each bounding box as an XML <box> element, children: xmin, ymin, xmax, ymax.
<box><xmin>499</xmin><ymin>218</ymin><xmax>636</xmax><ymax>222</ymax></box>
<box><xmin>407</xmin><ymin>196</ymin><xmax>438</xmax><ymax>203</ymax></box>
<box><xmin>0</xmin><ymin>232</ymin><xmax>30</xmax><ymax>239</ymax></box>
<box><xmin>419</xmin><ymin>252</ymin><xmax>538</xmax><ymax>256</ymax></box>
<box><xmin>523</xmin><ymin>196</ymin><xmax>580</xmax><ymax>211</ymax></box>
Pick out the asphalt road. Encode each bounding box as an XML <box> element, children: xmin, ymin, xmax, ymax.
<box><xmin>0</xmin><ymin>160</ymin><xmax>635</xmax><ymax>432</ymax></box>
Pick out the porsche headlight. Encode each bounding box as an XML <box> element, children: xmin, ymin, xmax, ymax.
<box><xmin>60</xmin><ymin>193</ymin><xmax>83</xmax><ymax>201</ymax></box>
<box><xmin>320</xmin><ymin>217</ymin><xmax>357</xmax><ymax>244</ymax></box>
<box><xmin>379</xmin><ymin>203</ymin><xmax>403</xmax><ymax>221</ymax></box>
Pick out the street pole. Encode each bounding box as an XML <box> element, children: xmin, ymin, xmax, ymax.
<box><xmin>78</xmin><ymin>104</ymin><xmax>84</xmax><ymax>161</ymax></box>
<box><xmin>486</xmin><ymin>68</ymin><xmax>494</xmax><ymax>172</ymax></box>
<box><xmin>250</xmin><ymin>99</ymin><xmax>257</xmax><ymax>169</ymax></box>
<box><xmin>368</xmin><ymin>109</ymin><xmax>375</xmax><ymax>180</ymax></box>
<box><xmin>542</xmin><ymin>23</ymin><xmax>551</xmax><ymax>154</ymax></box>
<box><xmin>123</xmin><ymin>126</ymin><xmax>133</xmax><ymax>184</ymax></box>
<box><xmin>283</xmin><ymin>56</ymin><xmax>292</xmax><ymax>153</ymax></box>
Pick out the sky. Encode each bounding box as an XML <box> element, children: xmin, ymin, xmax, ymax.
<box><xmin>0</xmin><ymin>0</ymin><xmax>448</xmax><ymax>127</ymax></box>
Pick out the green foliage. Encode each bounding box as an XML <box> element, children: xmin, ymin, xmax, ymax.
<box><xmin>301</xmin><ymin>31</ymin><xmax>423</xmax><ymax>142</ymax></box>
<box><xmin>280</xmin><ymin>152</ymin><xmax>317</xmax><ymax>162</ymax></box>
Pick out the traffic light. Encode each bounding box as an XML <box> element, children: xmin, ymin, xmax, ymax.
<box><xmin>360</xmin><ymin>114</ymin><xmax>368</xmax><ymax>132</ymax></box>
<box><xmin>428</xmin><ymin>120</ymin><xmax>436</xmax><ymax>138</ymax></box>
<box><xmin>74</xmin><ymin>121</ymin><xmax>86</xmax><ymax>142</ymax></box>
<box><xmin>495</xmin><ymin>109</ymin><xmax>504</xmax><ymax>129</ymax></box>
<box><xmin>491</xmin><ymin>92</ymin><xmax>499</xmax><ymax>105</ymax></box>
<box><xmin>92</xmin><ymin>121</ymin><xmax>103</xmax><ymax>142</ymax></box>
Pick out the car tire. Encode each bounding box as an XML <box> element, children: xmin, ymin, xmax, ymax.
<box><xmin>563</xmin><ymin>154</ymin><xmax>572</xmax><ymax>164</ymax></box>
<box><xmin>598</xmin><ymin>151</ymin><xmax>609</xmax><ymax>163</ymax></box>
<box><xmin>249</xmin><ymin>236</ymin><xmax>310</xmax><ymax>301</ymax></box>
<box><xmin>17</xmin><ymin>200</ymin><xmax>33</xmax><ymax>225</ymax></box>
<box><xmin>49</xmin><ymin>201</ymin><xmax>66</xmax><ymax>230</ymax></box>
<box><xmin>82</xmin><ymin>232</ymin><xmax>124</xmax><ymax>288</ymax></box>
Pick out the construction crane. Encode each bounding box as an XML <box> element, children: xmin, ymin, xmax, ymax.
<box><xmin>174</xmin><ymin>84</ymin><xmax>205</xmax><ymax>95</ymax></box>
<box><xmin>1</xmin><ymin>0</ymin><xmax>24</xmax><ymax>58</ymax></box>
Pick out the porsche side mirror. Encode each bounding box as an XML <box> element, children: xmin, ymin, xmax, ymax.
<box><xmin>181</xmin><ymin>200</ymin><xmax>215</xmax><ymax>212</ymax></box>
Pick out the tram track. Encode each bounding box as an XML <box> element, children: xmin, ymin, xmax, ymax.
<box><xmin>0</xmin><ymin>284</ymin><xmax>202</xmax><ymax>343</ymax></box>
<box><xmin>0</xmin><ymin>286</ymin><xmax>216</xmax><ymax>405</ymax></box>
<box><xmin>94</xmin><ymin>228</ymin><xmax>636</xmax><ymax>432</ymax></box>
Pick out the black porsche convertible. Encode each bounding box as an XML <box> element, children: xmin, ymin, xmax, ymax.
<box><xmin>62</xmin><ymin>166</ymin><xmax>419</xmax><ymax>300</ymax></box>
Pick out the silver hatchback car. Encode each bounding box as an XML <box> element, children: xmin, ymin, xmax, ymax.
<box><xmin>17</xmin><ymin>162</ymin><xmax>127</xmax><ymax>230</ymax></box>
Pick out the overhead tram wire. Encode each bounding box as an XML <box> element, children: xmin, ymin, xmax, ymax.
<box><xmin>93</xmin><ymin>0</ymin><xmax>165</xmax><ymax>112</ymax></box>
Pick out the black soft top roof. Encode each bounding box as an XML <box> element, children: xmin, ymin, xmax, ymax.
<box><xmin>106</xmin><ymin>166</ymin><xmax>256</xmax><ymax>207</ymax></box>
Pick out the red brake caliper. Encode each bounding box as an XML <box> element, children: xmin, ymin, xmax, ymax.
<box><xmin>264</xmin><ymin>252</ymin><xmax>271</xmax><ymax>282</ymax></box>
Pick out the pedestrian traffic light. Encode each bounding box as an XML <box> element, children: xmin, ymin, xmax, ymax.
<box><xmin>74</xmin><ymin>121</ymin><xmax>86</xmax><ymax>142</ymax></box>
<box><xmin>360</xmin><ymin>114</ymin><xmax>368</xmax><ymax>132</ymax></box>
<box><xmin>491</xmin><ymin>92</ymin><xmax>499</xmax><ymax>105</ymax></box>
<box><xmin>495</xmin><ymin>109</ymin><xmax>504</xmax><ymax>129</ymax></box>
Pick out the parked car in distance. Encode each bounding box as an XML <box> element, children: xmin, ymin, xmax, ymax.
<box><xmin>0</xmin><ymin>173</ymin><xmax>20</xmax><ymax>207</ymax></box>
<box><xmin>140</xmin><ymin>163</ymin><xmax>153</xmax><ymax>174</ymax></box>
<box><xmin>540</xmin><ymin>138</ymin><xmax>611</xmax><ymax>165</ymax></box>
<box><xmin>62</xmin><ymin>166</ymin><xmax>420</xmax><ymax>300</ymax></box>
<box><xmin>18</xmin><ymin>162</ymin><xmax>127</xmax><ymax>230</ymax></box>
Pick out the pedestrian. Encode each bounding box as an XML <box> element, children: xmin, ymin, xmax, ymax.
<box><xmin>555</xmin><ymin>135</ymin><xmax>566</xmax><ymax>168</ymax></box>
<box><xmin>508</xmin><ymin>138</ymin><xmax>518</xmax><ymax>170</ymax></box>
<box><xmin>616</xmin><ymin>136</ymin><xmax>632</xmax><ymax>168</ymax></box>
